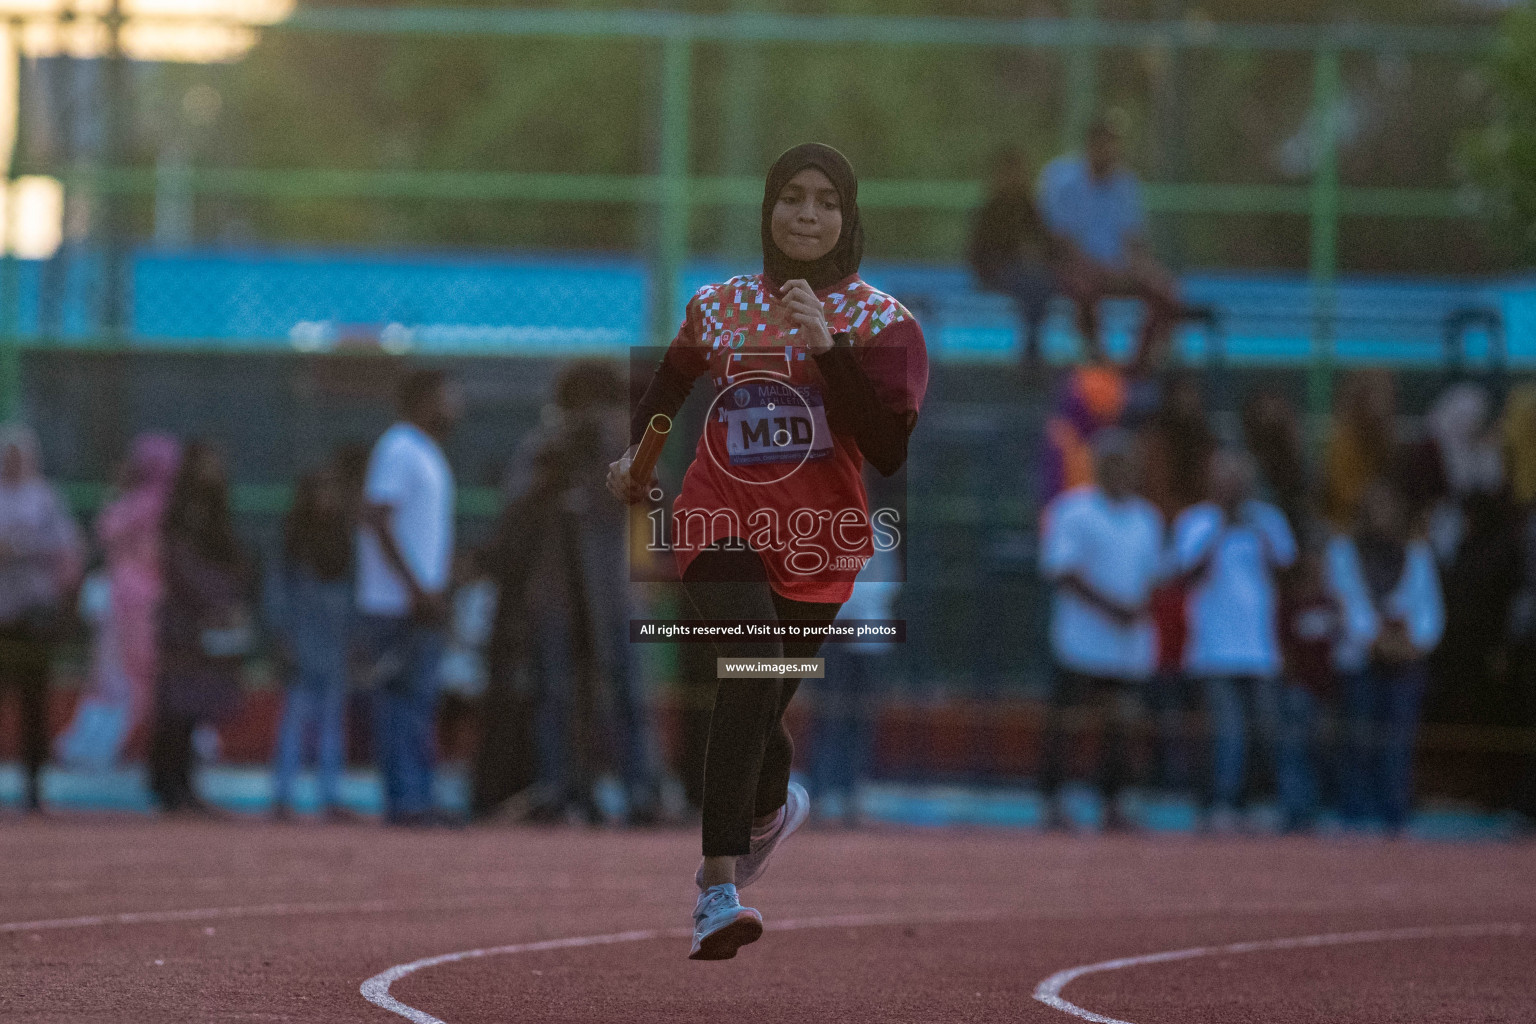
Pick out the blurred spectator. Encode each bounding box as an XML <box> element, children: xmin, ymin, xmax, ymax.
<box><xmin>0</xmin><ymin>424</ymin><xmax>85</xmax><ymax>812</ymax></box>
<box><xmin>1139</xmin><ymin>371</ymin><xmax>1213</xmax><ymax>523</ymax></box>
<box><xmin>1038</xmin><ymin>113</ymin><xmax>1180</xmax><ymax>370</ymax></box>
<box><xmin>56</xmin><ymin>434</ymin><xmax>180</xmax><ymax>769</ymax></box>
<box><xmin>438</xmin><ymin>553</ymin><xmax>496</xmax><ymax>732</ymax></box>
<box><xmin>1427</xmin><ymin>383</ymin><xmax>1503</xmax><ymax>498</ymax></box>
<box><xmin>1504</xmin><ymin>384</ymin><xmax>1536</xmax><ymax>511</ymax></box>
<box><xmin>470</xmin><ymin>518</ymin><xmax>540</xmax><ymax>820</ymax></box>
<box><xmin>150</xmin><ymin>442</ymin><xmax>252</xmax><ymax>815</ymax></box>
<box><xmin>266</xmin><ymin>468</ymin><xmax>354</xmax><ymax>820</ymax></box>
<box><xmin>478</xmin><ymin>360</ymin><xmax>659</xmax><ymax>825</ymax></box>
<box><xmin>1038</xmin><ymin>429</ymin><xmax>1164</xmax><ymax>831</ymax></box>
<box><xmin>1242</xmin><ymin>389</ymin><xmax>1311</xmax><ymax>537</ymax></box>
<box><xmin>1506</xmin><ymin>389</ymin><xmax>1536</xmax><ymax>826</ymax></box>
<box><xmin>1137</xmin><ymin>373</ymin><xmax>1212</xmax><ymax>794</ymax></box>
<box><xmin>1328</xmin><ymin>479</ymin><xmax>1445</xmax><ymax>834</ymax></box>
<box><xmin>1322</xmin><ymin>370</ymin><xmax>1399</xmax><ymax>530</ymax></box>
<box><xmin>356</xmin><ymin>369</ymin><xmax>460</xmax><ymax>826</ymax></box>
<box><xmin>1423</xmin><ymin>382</ymin><xmax>1504</xmax><ymax>562</ymax></box>
<box><xmin>967</xmin><ymin>146</ymin><xmax>1055</xmax><ymax>374</ymax></box>
<box><xmin>808</xmin><ymin>547</ymin><xmax>901</xmax><ymax>827</ymax></box>
<box><xmin>1041</xmin><ymin>363</ymin><xmax>1127</xmax><ymax>504</ymax></box>
<box><xmin>1276</xmin><ymin>547</ymin><xmax>1343</xmax><ymax>832</ymax></box>
<box><xmin>1423</xmin><ymin>383</ymin><xmax>1519</xmax><ymax>736</ymax></box>
<box><xmin>1173</xmin><ymin>448</ymin><xmax>1297</xmax><ymax>831</ymax></box>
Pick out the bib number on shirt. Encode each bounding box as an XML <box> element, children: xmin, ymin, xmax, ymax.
<box><xmin>721</xmin><ymin>381</ymin><xmax>833</xmax><ymax>466</ymax></box>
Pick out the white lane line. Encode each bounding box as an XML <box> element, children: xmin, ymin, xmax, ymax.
<box><xmin>1033</xmin><ymin>921</ymin><xmax>1528</xmax><ymax>1024</ymax></box>
<box><xmin>0</xmin><ymin>897</ymin><xmax>488</xmax><ymax>935</ymax></box>
<box><xmin>360</xmin><ymin>910</ymin><xmax>1008</xmax><ymax>1024</ymax></box>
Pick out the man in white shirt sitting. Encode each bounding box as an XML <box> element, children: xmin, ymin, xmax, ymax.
<box><xmin>1172</xmin><ymin>448</ymin><xmax>1297</xmax><ymax>831</ymax></box>
<box><xmin>1038</xmin><ymin>114</ymin><xmax>1181</xmax><ymax>370</ymax></box>
<box><xmin>356</xmin><ymin>369</ymin><xmax>461</xmax><ymax>826</ymax></box>
<box><xmin>1038</xmin><ymin>428</ymin><xmax>1165</xmax><ymax>831</ymax></box>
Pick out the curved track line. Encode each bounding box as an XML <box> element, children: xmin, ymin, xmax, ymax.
<box><xmin>0</xmin><ymin>897</ymin><xmax>489</xmax><ymax>935</ymax></box>
<box><xmin>360</xmin><ymin>910</ymin><xmax>1006</xmax><ymax>1024</ymax></box>
<box><xmin>1033</xmin><ymin>921</ymin><xmax>1528</xmax><ymax>1024</ymax></box>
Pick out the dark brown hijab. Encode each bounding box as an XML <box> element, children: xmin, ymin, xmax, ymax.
<box><xmin>761</xmin><ymin>143</ymin><xmax>864</xmax><ymax>290</ymax></box>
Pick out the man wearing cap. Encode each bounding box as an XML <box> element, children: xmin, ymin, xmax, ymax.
<box><xmin>1037</xmin><ymin>428</ymin><xmax>1165</xmax><ymax>831</ymax></box>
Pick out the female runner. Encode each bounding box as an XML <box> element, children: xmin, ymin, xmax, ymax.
<box><xmin>608</xmin><ymin>143</ymin><xmax>928</xmax><ymax>960</ymax></box>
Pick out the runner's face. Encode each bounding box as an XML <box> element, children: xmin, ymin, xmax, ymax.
<box><xmin>770</xmin><ymin>167</ymin><xmax>843</xmax><ymax>264</ymax></box>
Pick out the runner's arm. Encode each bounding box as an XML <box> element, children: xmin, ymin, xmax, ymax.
<box><xmin>813</xmin><ymin>343</ymin><xmax>917</xmax><ymax>477</ymax></box>
<box><xmin>361</xmin><ymin>502</ymin><xmax>437</xmax><ymax>621</ymax></box>
<box><xmin>629</xmin><ymin>357</ymin><xmax>698</xmax><ymax>445</ymax></box>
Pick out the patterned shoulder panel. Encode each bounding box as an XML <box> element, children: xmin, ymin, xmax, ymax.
<box><xmin>821</xmin><ymin>280</ymin><xmax>915</xmax><ymax>346</ymax></box>
<box><xmin>687</xmin><ymin>274</ymin><xmax>764</xmax><ymax>314</ymax></box>
<box><xmin>686</xmin><ymin>274</ymin><xmax>773</xmax><ymax>339</ymax></box>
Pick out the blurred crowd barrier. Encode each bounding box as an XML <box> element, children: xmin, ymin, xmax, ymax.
<box><xmin>5</xmin><ymin>343</ymin><xmax>1533</xmax><ymax>822</ymax></box>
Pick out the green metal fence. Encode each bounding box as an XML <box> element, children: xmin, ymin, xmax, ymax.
<box><xmin>0</xmin><ymin>6</ymin><xmax>1498</xmax><ymax>424</ymax></box>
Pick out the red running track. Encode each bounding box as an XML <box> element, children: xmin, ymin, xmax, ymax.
<box><xmin>1</xmin><ymin>816</ymin><xmax>1532</xmax><ymax>1023</ymax></box>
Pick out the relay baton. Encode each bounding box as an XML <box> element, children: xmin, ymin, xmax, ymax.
<box><xmin>630</xmin><ymin>413</ymin><xmax>672</xmax><ymax>494</ymax></box>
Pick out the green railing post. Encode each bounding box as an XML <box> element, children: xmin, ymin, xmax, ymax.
<box><xmin>720</xmin><ymin>0</ymin><xmax>763</xmax><ymax>256</ymax></box>
<box><xmin>100</xmin><ymin>0</ymin><xmax>129</xmax><ymax>347</ymax></box>
<box><xmin>1306</xmin><ymin>46</ymin><xmax>1341</xmax><ymax>437</ymax></box>
<box><xmin>1064</xmin><ymin>0</ymin><xmax>1099</xmax><ymax>150</ymax></box>
<box><xmin>654</xmin><ymin>31</ymin><xmax>692</xmax><ymax>344</ymax></box>
<box><xmin>0</xmin><ymin>18</ymin><xmax>21</xmax><ymax>424</ymax></box>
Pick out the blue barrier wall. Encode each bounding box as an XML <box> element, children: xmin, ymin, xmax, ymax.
<box><xmin>11</xmin><ymin>247</ymin><xmax>1532</xmax><ymax>365</ymax></box>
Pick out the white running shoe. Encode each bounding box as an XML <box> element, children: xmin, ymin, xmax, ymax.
<box><xmin>688</xmin><ymin>883</ymin><xmax>764</xmax><ymax>961</ymax></box>
<box><xmin>694</xmin><ymin>780</ymin><xmax>811</xmax><ymax>892</ymax></box>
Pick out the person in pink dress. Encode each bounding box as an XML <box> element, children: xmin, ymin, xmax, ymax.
<box><xmin>57</xmin><ymin>434</ymin><xmax>181</xmax><ymax>766</ymax></box>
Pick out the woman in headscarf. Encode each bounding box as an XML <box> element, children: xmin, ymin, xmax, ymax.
<box><xmin>1422</xmin><ymin>383</ymin><xmax>1519</xmax><ymax>742</ymax></box>
<box><xmin>57</xmin><ymin>433</ymin><xmax>181</xmax><ymax>768</ymax></box>
<box><xmin>607</xmin><ymin>144</ymin><xmax>928</xmax><ymax>960</ymax></box>
<box><xmin>0</xmin><ymin>424</ymin><xmax>84</xmax><ymax>812</ymax></box>
<box><xmin>1419</xmin><ymin>383</ymin><xmax>1507</xmax><ymax>570</ymax></box>
<box><xmin>1426</xmin><ymin>383</ymin><xmax>1503</xmax><ymax>501</ymax></box>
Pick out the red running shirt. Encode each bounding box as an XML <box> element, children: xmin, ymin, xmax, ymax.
<box><xmin>663</xmin><ymin>272</ymin><xmax>928</xmax><ymax>603</ymax></box>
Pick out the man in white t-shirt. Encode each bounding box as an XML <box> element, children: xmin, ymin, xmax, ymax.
<box><xmin>357</xmin><ymin>369</ymin><xmax>461</xmax><ymax>826</ymax></box>
<box><xmin>1038</xmin><ymin>428</ymin><xmax>1164</xmax><ymax>831</ymax></box>
<box><xmin>1171</xmin><ymin>448</ymin><xmax>1296</xmax><ymax>829</ymax></box>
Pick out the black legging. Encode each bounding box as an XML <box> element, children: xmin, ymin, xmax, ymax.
<box><xmin>681</xmin><ymin>545</ymin><xmax>840</xmax><ymax>857</ymax></box>
<box><xmin>0</xmin><ymin>623</ymin><xmax>53</xmax><ymax>811</ymax></box>
<box><xmin>148</xmin><ymin>713</ymin><xmax>198</xmax><ymax>811</ymax></box>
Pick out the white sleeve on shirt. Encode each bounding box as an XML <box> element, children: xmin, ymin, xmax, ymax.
<box><xmin>1039</xmin><ymin>495</ymin><xmax>1084</xmax><ymax>582</ymax></box>
<box><xmin>364</xmin><ymin>434</ymin><xmax>412</xmax><ymax>508</ymax></box>
<box><xmin>1326</xmin><ymin>535</ymin><xmax>1380</xmax><ymax>672</ymax></box>
<box><xmin>1172</xmin><ymin>505</ymin><xmax>1220</xmax><ymax>574</ymax></box>
<box><xmin>1393</xmin><ymin>541</ymin><xmax>1446</xmax><ymax>655</ymax></box>
<box><xmin>1036</xmin><ymin>159</ymin><xmax>1071</xmax><ymax>236</ymax></box>
<box><xmin>1256</xmin><ymin>502</ymin><xmax>1298</xmax><ymax>571</ymax></box>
